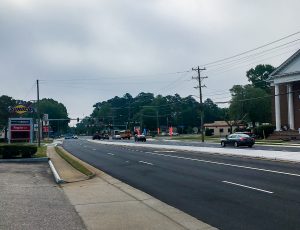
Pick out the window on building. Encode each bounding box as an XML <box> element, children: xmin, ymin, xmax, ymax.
<box><xmin>220</xmin><ymin>128</ymin><xmax>224</xmax><ymax>133</ymax></box>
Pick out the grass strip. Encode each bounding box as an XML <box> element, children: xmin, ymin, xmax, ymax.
<box><xmin>55</xmin><ymin>146</ymin><xmax>94</xmax><ymax>177</ymax></box>
<box><xmin>34</xmin><ymin>146</ymin><xmax>47</xmax><ymax>158</ymax></box>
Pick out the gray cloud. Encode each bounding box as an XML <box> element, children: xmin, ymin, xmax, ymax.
<box><xmin>0</xmin><ymin>0</ymin><xmax>299</xmax><ymax>121</ymax></box>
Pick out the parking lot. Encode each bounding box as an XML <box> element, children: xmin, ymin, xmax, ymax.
<box><xmin>0</xmin><ymin>162</ymin><xmax>86</xmax><ymax>230</ymax></box>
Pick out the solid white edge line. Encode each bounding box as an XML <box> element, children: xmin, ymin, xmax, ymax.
<box><xmin>222</xmin><ymin>180</ymin><xmax>273</xmax><ymax>194</ymax></box>
<box><xmin>139</xmin><ymin>160</ymin><xmax>154</xmax><ymax>166</ymax></box>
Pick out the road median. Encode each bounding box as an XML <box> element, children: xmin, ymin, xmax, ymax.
<box><xmin>47</xmin><ymin>146</ymin><xmax>94</xmax><ymax>183</ymax></box>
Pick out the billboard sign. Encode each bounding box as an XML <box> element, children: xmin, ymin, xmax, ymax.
<box><xmin>8</xmin><ymin>118</ymin><xmax>33</xmax><ymax>143</ymax></box>
<box><xmin>8</xmin><ymin>101</ymin><xmax>35</xmax><ymax>115</ymax></box>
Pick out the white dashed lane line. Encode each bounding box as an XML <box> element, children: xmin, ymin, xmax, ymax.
<box><xmin>144</xmin><ymin>152</ymin><xmax>300</xmax><ymax>177</ymax></box>
<box><xmin>107</xmin><ymin>153</ymin><xmax>115</xmax><ymax>156</ymax></box>
<box><xmin>154</xmin><ymin>150</ymin><xmax>176</xmax><ymax>153</ymax></box>
<box><xmin>222</xmin><ymin>180</ymin><xmax>274</xmax><ymax>194</ymax></box>
<box><xmin>139</xmin><ymin>161</ymin><xmax>154</xmax><ymax>166</ymax></box>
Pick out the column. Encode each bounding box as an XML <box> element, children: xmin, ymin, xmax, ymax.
<box><xmin>275</xmin><ymin>84</ymin><xmax>281</xmax><ymax>131</ymax></box>
<box><xmin>287</xmin><ymin>83</ymin><xmax>295</xmax><ymax>130</ymax></box>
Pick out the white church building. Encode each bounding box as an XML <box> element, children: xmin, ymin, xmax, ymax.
<box><xmin>268</xmin><ymin>49</ymin><xmax>300</xmax><ymax>139</ymax></box>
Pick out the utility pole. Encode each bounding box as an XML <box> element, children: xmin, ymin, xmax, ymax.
<box><xmin>156</xmin><ymin>110</ymin><xmax>159</xmax><ymax>134</ymax></box>
<box><xmin>192</xmin><ymin>66</ymin><xmax>207</xmax><ymax>142</ymax></box>
<box><xmin>36</xmin><ymin>79</ymin><xmax>41</xmax><ymax>147</ymax></box>
<box><xmin>128</xmin><ymin>102</ymin><xmax>131</xmax><ymax>131</ymax></box>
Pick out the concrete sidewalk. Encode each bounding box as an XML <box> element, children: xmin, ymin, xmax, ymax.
<box><xmin>88</xmin><ymin>140</ymin><xmax>300</xmax><ymax>163</ymax></box>
<box><xmin>47</xmin><ymin>146</ymin><xmax>217</xmax><ymax>230</ymax></box>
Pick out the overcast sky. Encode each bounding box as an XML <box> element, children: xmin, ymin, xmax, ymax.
<box><xmin>1</xmin><ymin>0</ymin><xmax>299</xmax><ymax>125</ymax></box>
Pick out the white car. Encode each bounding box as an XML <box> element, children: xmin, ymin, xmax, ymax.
<box><xmin>168</xmin><ymin>132</ymin><xmax>179</xmax><ymax>136</ymax></box>
<box><xmin>112</xmin><ymin>134</ymin><xmax>121</xmax><ymax>140</ymax></box>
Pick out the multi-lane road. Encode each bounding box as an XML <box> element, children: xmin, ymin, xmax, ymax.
<box><xmin>63</xmin><ymin>138</ymin><xmax>300</xmax><ymax>230</ymax></box>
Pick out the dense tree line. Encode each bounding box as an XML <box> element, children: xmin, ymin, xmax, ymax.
<box><xmin>79</xmin><ymin>64</ymin><xmax>275</xmax><ymax>135</ymax></box>
<box><xmin>77</xmin><ymin>93</ymin><xmax>226</xmax><ymax>134</ymax></box>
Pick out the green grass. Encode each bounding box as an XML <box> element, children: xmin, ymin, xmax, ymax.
<box><xmin>55</xmin><ymin>147</ymin><xmax>94</xmax><ymax>177</ymax></box>
<box><xmin>170</xmin><ymin>135</ymin><xmax>220</xmax><ymax>142</ymax></box>
<box><xmin>34</xmin><ymin>145</ymin><xmax>47</xmax><ymax>158</ymax></box>
<box><xmin>41</xmin><ymin>139</ymin><xmax>54</xmax><ymax>144</ymax></box>
<box><xmin>171</xmin><ymin>136</ymin><xmax>202</xmax><ymax>140</ymax></box>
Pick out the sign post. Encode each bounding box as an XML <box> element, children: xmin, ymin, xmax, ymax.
<box><xmin>8</xmin><ymin>101</ymin><xmax>35</xmax><ymax>144</ymax></box>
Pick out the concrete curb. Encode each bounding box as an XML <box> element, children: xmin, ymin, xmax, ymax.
<box><xmin>0</xmin><ymin>157</ymin><xmax>49</xmax><ymax>163</ymax></box>
<box><xmin>48</xmin><ymin>160</ymin><xmax>65</xmax><ymax>184</ymax></box>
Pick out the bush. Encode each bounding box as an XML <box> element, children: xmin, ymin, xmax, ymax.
<box><xmin>254</xmin><ymin>125</ymin><xmax>276</xmax><ymax>139</ymax></box>
<box><xmin>0</xmin><ymin>138</ymin><xmax>7</xmax><ymax>143</ymax></box>
<box><xmin>205</xmin><ymin>128</ymin><xmax>214</xmax><ymax>136</ymax></box>
<box><xmin>0</xmin><ymin>145</ymin><xmax>37</xmax><ymax>158</ymax></box>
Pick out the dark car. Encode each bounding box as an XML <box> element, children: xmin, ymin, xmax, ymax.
<box><xmin>134</xmin><ymin>134</ymin><xmax>146</xmax><ymax>142</ymax></box>
<box><xmin>93</xmin><ymin>133</ymin><xmax>109</xmax><ymax>140</ymax></box>
<box><xmin>221</xmin><ymin>133</ymin><xmax>255</xmax><ymax>148</ymax></box>
<box><xmin>64</xmin><ymin>135</ymin><xmax>73</xmax><ymax>139</ymax></box>
<box><xmin>234</xmin><ymin>131</ymin><xmax>256</xmax><ymax>139</ymax></box>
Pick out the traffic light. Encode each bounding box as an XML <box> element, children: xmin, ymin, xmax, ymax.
<box><xmin>77</xmin><ymin>118</ymin><xmax>79</xmax><ymax>122</ymax></box>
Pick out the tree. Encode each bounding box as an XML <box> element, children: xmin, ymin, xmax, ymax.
<box><xmin>37</xmin><ymin>98</ymin><xmax>69</xmax><ymax>133</ymax></box>
<box><xmin>246</xmin><ymin>64</ymin><xmax>275</xmax><ymax>92</ymax></box>
<box><xmin>0</xmin><ymin>95</ymin><xmax>16</xmax><ymax>130</ymax></box>
<box><xmin>229</xmin><ymin>85</ymin><xmax>271</xmax><ymax>127</ymax></box>
<box><xmin>203</xmin><ymin>98</ymin><xmax>225</xmax><ymax>123</ymax></box>
<box><xmin>82</xmin><ymin>92</ymin><xmax>226</xmax><ymax>134</ymax></box>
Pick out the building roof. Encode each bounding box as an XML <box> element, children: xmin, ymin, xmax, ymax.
<box><xmin>204</xmin><ymin>120</ymin><xmax>244</xmax><ymax>128</ymax></box>
<box><xmin>268</xmin><ymin>49</ymin><xmax>300</xmax><ymax>81</ymax></box>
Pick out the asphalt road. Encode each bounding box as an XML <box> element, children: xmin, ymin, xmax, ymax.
<box><xmin>63</xmin><ymin>138</ymin><xmax>300</xmax><ymax>230</ymax></box>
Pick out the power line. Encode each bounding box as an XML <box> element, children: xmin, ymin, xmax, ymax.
<box><xmin>206</xmin><ymin>38</ymin><xmax>300</xmax><ymax>70</ymax></box>
<box><xmin>39</xmin><ymin>70</ymin><xmax>192</xmax><ymax>82</ymax></box>
<box><xmin>206</xmin><ymin>44</ymin><xmax>300</xmax><ymax>75</ymax></box>
<box><xmin>203</xmin><ymin>30</ymin><xmax>300</xmax><ymax>67</ymax></box>
<box><xmin>207</xmin><ymin>47</ymin><xmax>299</xmax><ymax>78</ymax></box>
<box><xmin>215</xmin><ymin>88</ymin><xmax>300</xmax><ymax>104</ymax></box>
